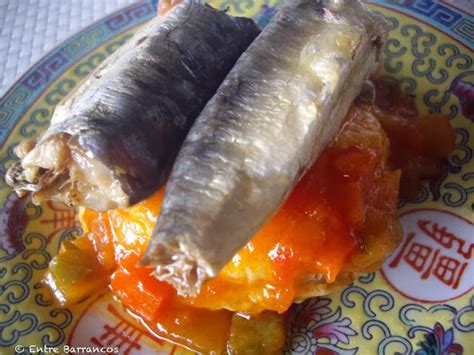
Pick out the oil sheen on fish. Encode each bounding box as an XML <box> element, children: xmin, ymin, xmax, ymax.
<box><xmin>142</xmin><ymin>0</ymin><xmax>388</xmax><ymax>296</ymax></box>
<box><xmin>5</xmin><ymin>1</ymin><xmax>259</xmax><ymax>211</ymax></box>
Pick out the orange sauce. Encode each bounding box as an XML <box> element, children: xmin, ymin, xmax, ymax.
<box><xmin>82</xmin><ymin>193</ymin><xmax>233</xmax><ymax>353</ymax></box>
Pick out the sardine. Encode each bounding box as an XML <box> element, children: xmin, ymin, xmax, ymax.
<box><xmin>6</xmin><ymin>1</ymin><xmax>259</xmax><ymax>211</ymax></box>
<box><xmin>142</xmin><ymin>0</ymin><xmax>388</xmax><ymax>295</ymax></box>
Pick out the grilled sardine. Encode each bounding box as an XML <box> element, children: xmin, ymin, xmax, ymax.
<box><xmin>6</xmin><ymin>1</ymin><xmax>259</xmax><ymax>211</ymax></box>
<box><xmin>142</xmin><ymin>0</ymin><xmax>388</xmax><ymax>295</ymax></box>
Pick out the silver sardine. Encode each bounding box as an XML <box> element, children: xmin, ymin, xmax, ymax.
<box><xmin>6</xmin><ymin>1</ymin><xmax>259</xmax><ymax>211</ymax></box>
<box><xmin>142</xmin><ymin>0</ymin><xmax>388</xmax><ymax>295</ymax></box>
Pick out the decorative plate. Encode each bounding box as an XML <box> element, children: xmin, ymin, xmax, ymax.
<box><xmin>0</xmin><ymin>0</ymin><xmax>472</xmax><ymax>354</ymax></box>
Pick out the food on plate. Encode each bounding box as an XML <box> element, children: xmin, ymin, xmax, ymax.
<box><xmin>142</xmin><ymin>0</ymin><xmax>389</xmax><ymax>295</ymax></box>
<box><xmin>5</xmin><ymin>1</ymin><xmax>260</xmax><ymax>211</ymax></box>
<box><xmin>45</xmin><ymin>90</ymin><xmax>453</xmax><ymax>352</ymax></box>
<box><xmin>7</xmin><ymin>0</ymin><xmax>455</xmax><ymax>353</ymax></box>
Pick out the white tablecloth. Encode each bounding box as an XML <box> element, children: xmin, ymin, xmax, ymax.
<box><xmin>0</xmin><ymin>0</ymin><xmax>136</xmax><ymax>96</ymax></box>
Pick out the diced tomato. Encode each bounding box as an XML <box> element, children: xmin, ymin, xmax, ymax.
<box><xmin>111</xmin><ymin>265</ymin><xmax>173</xmax><ymax>323</ymax></box>
<box><xmin>111</xmin><ymin>260</ymin><xmax>232</xmax><ymax>353</ymax></box>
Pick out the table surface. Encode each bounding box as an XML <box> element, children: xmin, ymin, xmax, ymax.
<box><xmin>0</xmin><ymin>0</ymin><xmax>136</xmax><ymax>97</ymax></box>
